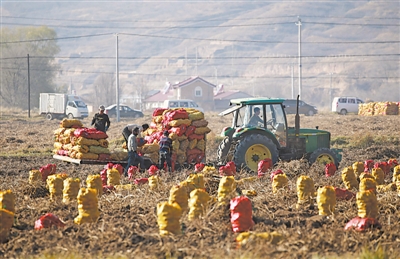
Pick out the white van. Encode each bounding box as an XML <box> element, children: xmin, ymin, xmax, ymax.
<box><xmin>332</xmin><ymin>97</ymin><xmax>364</xmax><ymax>115</ymax></box>
<box><xmin>163</xmin><ymin>99</ymin><xmax>204</xmax><ymax>112</ymax></box>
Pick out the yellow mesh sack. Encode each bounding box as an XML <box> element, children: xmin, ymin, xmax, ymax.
<box><xmin>157</xmin><ymin>201</ymin><xmax>182</xmax><ymax>236</ymax></box>
<box><xmin>142</xmin><ymin>143</ymin><xmax>160</xmax><ymax>154</ymax></box>
<box><xmin>63</xmin><ymin>128</ymin><xmax>76</xmax><ymax>137</ymax></box>
<box><xmin>169</xmin><ymin>119</ymin><xmax>192</xmax><ymax>127</ymax></box>
<box><xmin>0</xmin><ymin>209</ymin><xmax>14</xmax><ymax>243</ymax></box>
<box><xmin>341</xmin><ymin>166</ymin><xmax>359</xmax><ymax>190</ymax></box>
<box><xmin>72</xmin><ymin>137</ymin><xmax>100</xmax><ymax>146</ymax></box>
<box><xmin>188</xmin><ymin>189</ymin><xmax>210</xmax><ymax>221</ymax></box>
<box><xmin>53</xmin><ymin>142</ymin><xmax>63</xmax><ymax>150</ymax></box>
<box><xmin>153</xmin><ymin>115</ymin><xmax>163</xmax><ymax>123</ymax></box>
<box><xmin>107</xmin><ymin>168</ymin><xmax>120</xmax><ymax>186</ymax></box>
<box><xmin>74</xmin><ymin>188</ymin><xmax>99</xmax><ymax>224</ymax></box>
<box><xmin>179</xmin><ymin>139</ymin><xmax>189</xmax><ymax>151</ymax></box>
<box><xmin>186</xmin><ymin>174</ymin><xmax>205</xmax><ymax>192</ymax></box>
<box><xmin>192</xmin><ymin>119</ymin><xmax>208</xmax><ymax>127</ymax></box>
<box><xmin>236</xmin><ymin>231</ymin><xmax>284</xmax><ymax>247</ymax></box>
<box><xmin>296</xmin><ymin>175</ymin><xmax>316</xmax><ymax>207</ymax></box>
<box><xmin>217</xmin><ymin>176</ymin><xmax>237</xmax><ymax>205</ymax></box>
<box><xmin>54</xmin><ymin>128</ymin><xmax>66</xmax><ymax>136</ymax></box>
<box><xmin>144</xmin><ymin>152</ymin><xmax>159</xmax><ymax>165</ymax></box>
<box><xmin>177</xmin><ymin>153</ymin><xmax>187</xmax><ymax>165</ymax></box>
<box><xmin>76</xmin><ymin>152</ymin><xmax>98</xmax><ymax>160</ymax></box>
<box><xmin>72</xmin><ymin>145</ymin><xmax>90</xmax><ymax>153</ymax></box>
<box><xmin>0</xmin><ymin>190</ymin><xmax>15</xmax><ymax>213</ymax></box>
<box><xmin>359</xmin><ymin>178</ymin><xmax>377</xmax><ymax>195</ymax></box>
<box><xmin>63</xmin><ymin>143</ymin><xmax>73</xmax><ymax>151</ymax></box>
<box><xmin>272</xmin><ymin>174</ymin><xmax>288</xmax><ymax>193</ymax></box>
<box><xmin>89</xmin><ymin>146</ymin><xmax>110</xmax><ymax>154</ymax></box>
<box><xmin>86</xmin><ymin>175</ymin><xmax>103</xmax><ymax>196</ymax></box>
<box><xmin>202</xmin><ymin>166</ymin><xmax>218</xmax><ymax>176</ymax></box>
<box><xmin>63</xmin><ymin>178</ymin><xmax>81</xmax><ymax>203</ymax></box>
<box><xmin>60</xmin><ymin>136</ymin><xmax>71</xmax><ymax>144</ymax></box>
<box><xmin>196</xmin><ymin>139</ymin><xmax>205</xmax><ymax>152</ymax></box>
<box><xmin>371</xmin><ymin>168</ymin><xmax>385</xmax><ymax>185</ymax></box>
<box><xmin>110</xmin><ymin>151</ymin><xmax>128</xmax><ymax>161</ymax></box>
<box><xmin>115</xmin><ymin>184</ymin><xmax>134</xmax><ymax>192</ymax></box>
<box><xmin>359</xmin><ymin>172</ymin><xmax>375</xmax><ymax>181</ymax></box>
<box><xmin>149</xmin><ymin>175</ymin><xmax>161</xmax><ymax>190</ymax></box>
<box><xmin>46</xmin><ymin>175</ymin><xmax>64</xmax><ymax>200</ymax></box>
<box><xmin>189</xmin><ymin>139</ymin><xmax>198</xmax><ymax>150</ymax></box>
<box><xmin>169</xmin><ymin>185</ymin><xmax>189</xmax><ymax>211</ymax></box>
<box><xmin>194</xmin><ymin>127</ymin><xmax>211</xmax><ymax>135</ymax></box>
<box><xmin>188</xmin><ymin>112</ymin><xmax>204</xmax><ymax>121</ymax></box>
<box><xmin>357</xmin><ymin>190</ymin><xmax>378</xmax><ymax>218</ymax></box>
<box><xmin>169</xmin><ymin>132</ymin><xmax>178</xmax><ymax>141</ymax></box>
<box><xmin>376</xmin><ymin>183</ymin><xmax>397</xmax><ymax>193</ymax></box>
<box><xmin>317</xmin><ymin>186</ymin><xmax>336</xmax><ymax>216</ymax></box>
<box><xmin>352</xmin><ymin>162</ymin><xmax>364</xmax><ymax>177</ymax></box>
<box><xmin>393</xmin><ymin>165</ymin><xmax>400</xmax><ymax>183</ymax></box>
<box><xmin>172</xmin><ymin>140</ymin><xmax>180</xmax><ymax>152</ymax></box>
<box><xmin>60</xmin><ymin>119</ymin><xmax>83</xmax><ymax>128</ymax></box>
<box><xmin>98</xmin><ymin>139</ymin><xmax>109</xmax><ymax>148</ymax></box>
<box><xmin>29</xmin><ymin>170</ymin><xmax>42</xmax><ymax>185</ymax></box>
<box><xmin>177</xmin><ymin>135</ymin><xmax>188</xmax><ymax>141</ymax></box>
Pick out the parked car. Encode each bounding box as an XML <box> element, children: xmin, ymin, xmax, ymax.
<box><xmin>283</xmin><ymin>99</ymin><xmax>318</xmax><ymax>116</ymax></box>
<box><xmin>163</xmin><ymin>99</ymin><xmax>204</xmax><ymax>112</ymax></box>
<box><xmin>331</xmin><ymin>97</ymin><xmax>364</xmax><ymax>115</ymax></box>
<box><xmin>104</xmin><ymin>104</ymin><xmax>144</xmax><ymax>118</ymax></box>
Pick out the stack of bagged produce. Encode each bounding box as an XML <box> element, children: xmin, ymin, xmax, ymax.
<box><xmin>53</xmin><ymin>119</ymin><xmax>110</xmax><ymax>160</ymax></box>
<box><xmin>358</xmin><ymin>102</ymin><xmax>398</xmax><ymax>116</ymax></box>
<box><xmin>139</xmin><ymin>108</ymin><xmax>211</xmax><ymax>168</ymax></box>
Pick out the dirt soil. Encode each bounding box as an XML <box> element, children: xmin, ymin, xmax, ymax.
<box><xmin>0</xmin><ymin>112</ymin><xmax>399</xmax><ymax>259</ymax></box>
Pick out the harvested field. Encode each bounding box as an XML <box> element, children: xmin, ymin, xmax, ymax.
<box><xmin>0</xmin><ymin>111</ymin><xmax>399</xmax><ymax>259</ymax></box>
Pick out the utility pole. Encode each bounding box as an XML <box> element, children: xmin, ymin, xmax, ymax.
<box><xmin>116</xmin><ymin>34</ymin><xmax>120</xmax><ymax>122</ymax></box>
<box><xmin>296</xmin><ymin>17</ymin><xmax>302</xmax><ymax>98</ymax></box>
<box><xmin>27</xmin><ymin>54</ymin><xmax>30</xmax><ymax>118</ymax></box>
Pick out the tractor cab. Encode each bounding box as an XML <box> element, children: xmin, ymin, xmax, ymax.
<box><xmin>218</xmin><ymin>97</ymin><xmax>342</xmax><ymax>172</ymax></box>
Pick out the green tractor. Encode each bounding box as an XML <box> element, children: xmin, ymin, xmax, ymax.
<box><xmin>217</xmin><ymin>96</ymin><xmax>342</xmax><ymax>172</ymax></box>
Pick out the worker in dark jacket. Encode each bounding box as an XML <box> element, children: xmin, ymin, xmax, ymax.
<box><xmin>158</xmin><ymin>130</ymin><xmax>173</xmax><ymax>172</ymax></box>
<box><xmin>125</xmin><ymin>127</ymin><xmax>145</xmax><ymax>175</ymax></box>
<box><xmin>91</xmin><ymin>105</ymin><xmax>110</xmax><ymax>133</ymax></box>
<box><xmin>122</xmin><ymin>123</ymin><xmax>149</xmax><ymax>144</ymax></box>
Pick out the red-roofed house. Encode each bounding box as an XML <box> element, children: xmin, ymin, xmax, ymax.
<box><xmin>143</xmin><ymin>76</ymin><xmax>216</xmax><ymax>111</ymax></box>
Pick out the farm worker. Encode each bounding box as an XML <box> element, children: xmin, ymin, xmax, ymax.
<box><xmin>125</xmin><ymin>127</ymin><xmax>145</xmax><ymax>176</ymax></box>
<box><xmin>122</xmin><ymin>123</ymin><xmax>149</xmax><ymax>144</ymax></box>
<box><xmin>91</xmin><ymin>105</ymin><xmax>110</xmax><ymax>133</ymax></box>
<box><xmin>248</xmin><ymin>107</ymin><xmax>263</xmax><ymax>127</ymax></box>
<box><xmin>158</xmin><ymin>130</ymin><xmax>173</xmax><ymax>172</ymax></box>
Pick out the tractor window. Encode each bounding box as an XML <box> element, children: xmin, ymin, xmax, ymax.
<box><xmin>246</xmin><ymin>105</ymin><xmax>264</xmax><ymax>127</ymax></box>
<box><xmin>271</xmin><ymin>104</ymin><xmax>287</xmax><ymax>147</ymax></box>
<box><xmin>235</xmin><ymin>106</ymin><xmax>246</xmax><ymax>127</ymax></box>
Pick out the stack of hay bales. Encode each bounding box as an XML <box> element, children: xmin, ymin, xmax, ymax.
<box><xmin>53</xmin><ymin>119</ymin><xmax>110</xmax><ymax>160</ymax></box>
<box><xmin>358</xmin><ymin>102</ymin><xmax>398</xmax><ymax>116</ymax></box>
<box><xmin>140</xmin><ymin>108</ymin><xmax>211</xmax><ymax>168</ymax></box>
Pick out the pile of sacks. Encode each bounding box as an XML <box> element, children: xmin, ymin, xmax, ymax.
<box><xmin>53</xmin><ymin>119</ymin><xmax>111</xmax><ymax>160</ymax></box>
<box><xmin>359</xmin><ymin>102</ymin><xmax>399</xmax><ymax>116</ymax></box>
<box><xmin>138</xmin><ymin>108</ymin><xmax>211</xmax><ymax>168</ymax></box>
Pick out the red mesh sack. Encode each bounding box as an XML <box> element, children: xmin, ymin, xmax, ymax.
<box><xmin>185</xmin><ymin>126</ymin><xmax>196</xmax><ymax>136</ymax></box>
<box><xmin>344</xmin><ymin>217</ymin><xmax>381</xmax><ymax>232</ymax></box>
<box><xmin>364</xmin><ymin>160</ymin><xmax>374</xmax><ymax>172</ymax></box>
<box><xmin>127</xmin><ymin>166</ymin><xmax>138</xmax><ymax>180</ymax></box>
<box><xmin>374</xmin><ymin>162</ymin><xmax>390</xmax><ymax>176</ymax></box>
<box><xmin>188</xmin><ymin>134</ymin><xmax>204</xmax><ymax>140</ymax></box>
<box><xmin>40</xmin><ymin>164</ymin><xmax>57</xmax><ymax>181</ymax></box>
<box><xmin>169</xmin><ymin>125</ymin><xmax>187</xmax><ymax>136</ymax></box>
<box><xmin>257</xmin><ymin>158</ymin><xmax>273</xmax><ymax>177</ymax></box>
<box><xmin>334</xmin><ymin>187</ymin><xmax>356</xmax><ymax>200</ymax></box>
<box><xmin>195</xmin><ymin>163</ymin><xmax>205</xmax><ymax>172</ymax></box>
<box><xmin>148</xmin><ymin>165</ymin><xmax>159</xmax><ymax>176</ymax></box>
<box><xmin>388</xmin><ymin>158</ymin><xmax>398</xmax><ymax>168</ymax></box>
<box><xmin>100</xmin><ymin>168</ymin><xmax>108</xmax><ymax>186</ymax></box>
<box><xmin>113</xmin><ymin>164</ymin><xmax>124</xmax><ymax>176</ymax></box>
<box><xmin>325</xmin><ymin>162</ymin><xmax>337</xmax><ymax>177</ymax></box>
<box><xmin>134</xmin><ymin>178</ymin><xmax>149</xmax><ymax>185</ymax></box>
<box><xmin>164</xmin><ymin>109</ymin><xmax>189</xmax><ymax>122</ymax></box>
<box><xmin>57</xmin><ymin>150</ymin><xmax>69</xmax><ymax>156</ymax></box>
<box><xmin>219</xmin><ymin>161</ymin><xmax>236</xmax><ymax>176</ymax></box>
<box><xmin>153</xmin><ymin>108</ymin><xmax>167</xmax><ymax>116</ymax></box>
<box><xmin>34</xmin><ymin>213</ymin><xmax>66</xmax><ymax>230</ymax></box>
<box><xmin>150</xmin><ymin>122</ymin><xmax>158</xmax><ymax>129</ymax></box>
<box><xmin>74</xmin><ymin>128</ymin><xmax>108</xmax><ymax>140</ymax></box>
<box><xmin>270</xmin><ymin>169</ymin><xmax>284</xmax><ymax>182</ymax></box>
<box><xmin>98</xmin><ymin>154</ymin><xmax>111</xmax><ymax>161</ymax></box>
<box><xmin>230</xmin><ymin>196</ymin><xmax>255</xmax><ymax>233</ymax></box>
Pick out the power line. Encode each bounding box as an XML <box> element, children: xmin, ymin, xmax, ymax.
<box><xmin>304</xmin><ymin>21</ymin><xmax>400</xmax><ymax>26</ymax></box>
<box><xmin>0</xmin><ymin>33</ymin><xmax>114</xmax><ymax>44</ymax></box>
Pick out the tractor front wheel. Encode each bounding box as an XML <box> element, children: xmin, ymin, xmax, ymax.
<box><xmin>309</xmin><ymin>148</ymin><xmax>339</xmax><ymax>168</ymax></box>
<box><xmin>233</xmin><ymin>134</ymin><xmax>278</xmax><ymax>172</ymax></box>
<box><xmin>217</xmin><ymin>137</ymin><xmax>232</xmax><ymax>164</ymax></box>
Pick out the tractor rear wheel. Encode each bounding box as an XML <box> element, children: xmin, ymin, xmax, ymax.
<box><xmin>309</xmin><ymin>148</ymin><xmax>339</xmax><ymax>168</ymax></box>
<box><xmin>217</xmin><ymin>137</ymin><xmax>232</xmax><ymax>164</ymax></box>
<box><xmin>234</xmin><ymin>134</ymin><xmax>278</xmax><ymax>172</ymax></box>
